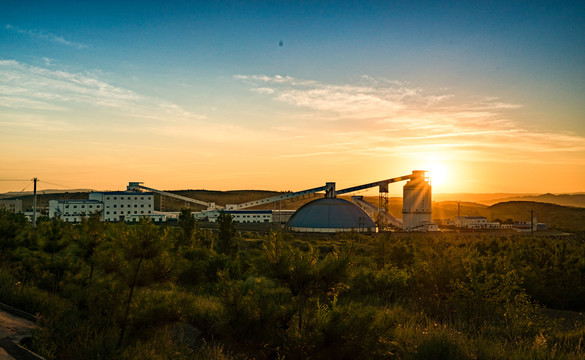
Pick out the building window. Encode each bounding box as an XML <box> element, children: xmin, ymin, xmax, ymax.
<box><xmin>134</xmin><ymin>205</ymin><xmax>138</xmax><ymax>208</ymax></box>
<box><xmin>114</xmin><ymin>205</ymin><xmax>117</xmax><ymax>208</ymax></box>
<box><xmin>121</xmin><ymin>204</ymin><xmax>124</xmax><ymax>208</ymax></box>
<box><xmin>141</xmin><ymin>197</ymin><xmax>144</xmax><ymax>200</ymax></box>
<box><xmin>134</xmin><ymin>211</ymin><xmax>137</xmax><ymax>214</ymax></box>
<box><xmin>141</xmin><ymin>211</ymin><xmax>144</xmax><ymax>214</ymax></box>
<box><xmin>106</xmin><ymin>211</ymin><xmax>110</xmax><ymax>215</ymax></box>
<box><xmin>141</xmin><ymin>205</ymin><xmax>144</xmax><ymax>207</ymax></box>
<box><xmin>121</xmin><ymin>211</ymin><xmax>124</xmax><ymax>214</ymax></box>
<box><xmin>73</xmin><ymin>205</ymin><xmax>77</xmax><ymax>208</ymax></box>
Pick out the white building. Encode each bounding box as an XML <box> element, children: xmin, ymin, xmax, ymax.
<box><xmin>402</xmin><ymin>171</ymin><xmax>436</xmax><ymax>231</ymax></box>
<box><xmin>208</xmin><ymin>210</ymin><xmax>272</xmax><ymax>223</ymax></box>
<box><xmin>89</xmin><ymin>191</ymin><xmax>154</xmax><ymax>222</ymax></box>
<box><xmin>49</xmin><ymin>199</ymin><xmax>103</xmax><ymax>223</ymax></box>
<box><xmin>0</xmin><ymin>199</ymin><xmax>22</xmax><ymax>213</ymax></box>
<box><xmin>454</xmin><ymin>216</ymin><xmax>500</xmax><ymax>229</ymax></box>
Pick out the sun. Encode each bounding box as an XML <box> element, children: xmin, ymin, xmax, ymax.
<box><xmin>425</xmin><ymin>163</ymin><xmax>448</xmax><ymax>188</ymax></box>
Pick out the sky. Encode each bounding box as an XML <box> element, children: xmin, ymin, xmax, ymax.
<box><xmin>1</xmin><ymin>0</ymin><xmax>584</xmax><ymax>195</ymax></box>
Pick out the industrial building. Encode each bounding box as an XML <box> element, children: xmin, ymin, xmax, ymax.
<box><xmin>402</xmin><ymin>173</ymin><xmax>437</xmax><ymax>231</ymax></box>
<box><xmin>128</xmin><ymin>170</ymin><xmax>437</xmax><ymax>233</ymax></box>
<box><xmin>0</xmin><ymin>199</ymin><xmax>22</xmax><ymax>214</ymax></box>
<box><xmin>287</xmin><ymin>198</ymin><xmax>376</xmax><ymax>233</ymax></box>
<box><xmin>49</xmin><ymin>199</ymin><xmax>103</xmax><ymax>222</ymax></box>
<box><xmin>47</xmin><ymin>191</ymin><xmax>157</xmax><ymax>223</ymax></box>
<box><xmin>89</xmin><ymin>191</ymin><xmax>155</xmax><ymax>222</ymax></box>
<box><xmin>454</xmin><ymin>216</ymin><xmax>500</xmax><ymax>229</ymax></box>
<box><xmin>42</xmin><ymin>170</ymin><xmax>436</xmax><ymax>231</ymax></box>
<box><xmin>208</xmin><ymin>210</ymin><xmax>272</xmax><ymax>223</ymax></box>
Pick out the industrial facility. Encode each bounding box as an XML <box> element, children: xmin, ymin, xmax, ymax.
<box><xmin>36</xmin><ymin>170</ymin><xmax>439</xmax><ymax>232</ymax></box>
<box><xmin>123</xmin><ymin>170</ymin><xmax>438</xmax><ymax>232</ymax></box>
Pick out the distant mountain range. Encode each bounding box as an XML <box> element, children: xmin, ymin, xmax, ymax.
<box><xmin>432</xmin><ymin>193</ymin><xmax>585</xmax><ymax>208</ymax></box>
<box><xmin>2</xmin><ymin>189</ymin><xmax>585</xmax><ymax>210</ymax></box>
<box><xmin>0</xmin><ymin>189</ymin><xmax>95</xmax><ymax>199</ymax></box>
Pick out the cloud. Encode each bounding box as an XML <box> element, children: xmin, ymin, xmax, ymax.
<box><xmin>0</xmin><ymin>59</ymin><xmax>204</xmax><ymax>123</ymax></box>
<box><xmin>235</xmin><ymin>74</ymin><xmax>585</xmax><ymax>164</ymax></box>
<box><xmin>5</xmin><ymin>24</ymin><xmax>87</xmax><ymax>49</ymax></box>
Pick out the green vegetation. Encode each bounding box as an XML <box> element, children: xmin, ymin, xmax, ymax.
<box><xmin>1</xmin><ymin>208</ymin><xmax>584</xmax><ymax>359</ymax></box>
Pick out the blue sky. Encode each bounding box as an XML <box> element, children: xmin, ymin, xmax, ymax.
<box><xmin>1</xmin><ymin>1</ymin><xmax>584</xmax><ymax>193</ymax></box>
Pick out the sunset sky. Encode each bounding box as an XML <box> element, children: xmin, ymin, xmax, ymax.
<box><xmin>1</xmin><ymin>1</ymin><xmax>584</xmax><ymax>195</ymax></box>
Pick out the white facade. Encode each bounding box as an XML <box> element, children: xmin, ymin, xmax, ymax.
<box><xmin>454</xmin><ymin>216</ymin><xmax>501</xmax><ymax>229</ymax></box>
<box><xmin>402</xmin><ymin>171</ymin><xmax>434</xmax><ymax>230</ymax></box>
<box><xmin>0</xmin><ymin>199</ymin><xmax>22</xmax><ymax>213</ymax></box>
<box><xmin>208</xmin><ymin>210</ymin><xmax>272</xmax><ymax>223</ymax></box>
<box><xmin>89</xmin><ymin>191</ymin><xmax>154</xmax><ymax>222</ymax></box>
<box><xmin>49</xmin><ymin>199</ymin><xmax>103</xmax><ymax>223</ymax></box>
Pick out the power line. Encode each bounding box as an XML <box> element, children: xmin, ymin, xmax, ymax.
<box><xmin>19</xmin><ymin>181</ymin><xmax>33</xmax><ymax>193</ymax></box>
<box><xmin>38</xmin><ymin>180</ymin><xmax>72</xmax><ymax>189</ymax></box>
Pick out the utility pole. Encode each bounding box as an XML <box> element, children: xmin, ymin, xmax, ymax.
<box><xmin>530</xmin><ymin>209</ymin><xmax>534</xmax><ymax>236</ymax></box>
<box><xmin>32</xmin><ymin>177</ymin><xmax>38</xmax><ymax>227</ymax></box>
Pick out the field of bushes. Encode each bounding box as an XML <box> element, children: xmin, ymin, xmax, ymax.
<box><xmin>1</xmin><ymin>208</ymin><xmax>585</xmax><ymax>359</ymax></box>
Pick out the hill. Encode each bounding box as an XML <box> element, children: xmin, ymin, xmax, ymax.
<box><xmin>495</xmin><ymin>193</ymin><xmax>585</xmax><ymax>208</ymax></box>
<box><xmin>486</xmin><ymin>201</ymin><xmax>585</xmax><ymax>232</ymax></box>
<box><xmin>432</xmin><ymin>193</ymin><xmax>585</xmax><ymax>207</ymax></box>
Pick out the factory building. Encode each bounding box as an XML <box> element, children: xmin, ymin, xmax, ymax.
<box><xmin>0</xmin><ymin>199</ymin><xmax>22</xmax><ymax>214</ymax></box>
<box><xmin>454</xmin><ymin>216</ymin><xmax>501</xmax><ymax>229</ymax></box>
<box><xmin>287</xmin><ymin>198</ymin><xmax>376</xmax><ymax>233</ymax></box>
<box><xmin>89</xmin><ymin>191</ymin><xmax>154</xmax><ymax>222</ymax></box>
<box><xmin>48</xmin><ymin>199</ymin><xmax>103</xmax><ymax>223</ymax></box>
<box><xmin>402</xmin><ymin>172</ymin><xmax>436</xmax><ymax>231</ymax></box>
<box><xmin>208</xmin><ymin>210</ymin><xmax>272</xmax><ymax>223</ymax></box>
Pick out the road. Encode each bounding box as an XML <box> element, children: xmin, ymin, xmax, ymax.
<box><xmin>0</xmin><ymin>308</ymin><xmax>39</xmax><ymax>360</ymax></box>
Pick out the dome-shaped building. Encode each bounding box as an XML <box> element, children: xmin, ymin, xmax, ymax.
<box><xmin>287</xmin><ymin>197</ymin><xmax>376</xmax><ymax>233</ymax></box>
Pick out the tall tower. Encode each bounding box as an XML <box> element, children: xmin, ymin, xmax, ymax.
<box><xmin>402</xmin><ymin>171</ymin><xmax>432</xmax><ymax>230</ymax></box>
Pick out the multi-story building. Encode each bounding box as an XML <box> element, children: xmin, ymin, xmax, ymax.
<box><xmin>208</xmin><ymin>210</ymin><xmax>272</xmax><ymax>223</ymax></box>
<box><xmin>49</xmin><ymin>199</ymin><xmax>103</xmax><ymax>223</ymax></box>
<box><xmin>89</xmin><ymin>191</ymin><xmax>154</xmax><ymax>222</ymax></box>
<box><xmin>454</xmin><ymin>216</ymin><xmax>500</xmax><ymax>229</ymax></box>
<box><xmin>0</xmin><ymin>199</ymin><xmax>22</xmax><ymax>213</ymax></box>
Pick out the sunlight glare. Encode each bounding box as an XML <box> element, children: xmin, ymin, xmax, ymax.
<box><xmin>426</xmin><ymin>163</ymin><xmax>448</xmax><ymax>188</ymax></box>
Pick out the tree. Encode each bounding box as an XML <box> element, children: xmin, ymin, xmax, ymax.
<box><xmin>216</xmin><ymin>211</ymin><xmax>237</xmax><ymax>257</ymax></box>
<box><xmin>0</xmin><ymin>209</ymin><xmax>28</xmax><ymax>261</ymax></box>
<box><xmin>262</xmin><ymin>232</ymin><xmax>351</xmax><ymax>332</ymax></box>
<box><xmin>75</xmin><ymin>212</ymin><xmax>105</xmax><ymax>286</ymax></box>
<box><xmin>38</xmin><ymin>218</ymin><xmax>70</xmax><ymax>293</ymax></box>
<box><xmin>177</xmin><ymin>208</ymin><xmax>196</xmax><ymax>249</ymax></box>
<box><xmin>98</xmin><ymin>219</ymin><xmax>172</xmax><ymax>347</ymax></box>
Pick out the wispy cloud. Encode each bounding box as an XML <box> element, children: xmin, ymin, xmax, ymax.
<box><xmin>5</xmin><ymin>24</ymin><xmax>87</xmax><ymax>49</ymax></box>
<box><xmin>0</xmin><ymin>60</ymin><xmax>204</xmax><ymax>123</ymax></box>
<box><xmin>235</xmin><ymin>74</ymin><xmax>585</xmax><ymax>164</ymax></box>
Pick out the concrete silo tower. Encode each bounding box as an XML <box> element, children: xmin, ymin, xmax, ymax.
<box><xmin>402</xmin><ymin>170</ymin><xmax>432</xmax><ymax>230</ymax></box>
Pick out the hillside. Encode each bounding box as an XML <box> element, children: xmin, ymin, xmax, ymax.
<box><xmin>486</xmin><ymin>201</ymin><xmax>585</xmax><ymax>232</ymax></box>
<box><xmin>495</xmin><ymin>194</ymin><xmax>585</xmax><ymax>208</ymax></box>
<box><xmin>432</xmin><ymin>193</ymin><xmax>585</xmax><ymax>207</ymax></box>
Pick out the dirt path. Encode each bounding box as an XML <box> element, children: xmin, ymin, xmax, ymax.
<box><xmin>0</xmin><ymin>307</ymin><xmax>40</xmax><ymax>360</ymax></box>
